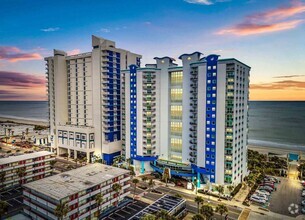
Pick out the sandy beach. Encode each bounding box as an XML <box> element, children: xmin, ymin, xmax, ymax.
<box><xmin>0</xmin><ymin>116</ymin><xmax>48</xmax><ymax>127</ymax></box>
<box><xmin>249</xmin><ymin>145</ymin><xmax>305</xmax><ymax>158</ymax></box>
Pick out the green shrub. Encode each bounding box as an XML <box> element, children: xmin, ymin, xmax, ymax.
<box><xmin>230</xmin><ymin>183</ymin><xmax>242</xmax><ymax>196</ymax></box>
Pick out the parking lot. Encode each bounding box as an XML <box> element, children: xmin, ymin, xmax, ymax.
<box><xmin>102</xmin><ymin>200</ymin><xmax>148</xmax><ymax>220</ymax></box>
<box><xmin>269</xmin><ymin>177</ymin><xmax>303</xmax><ymax>217</ymax></box>
<box><xmin>0</xmin><ymin>186</ymin><xmax>24</xmax><ymax>216</ymax></box>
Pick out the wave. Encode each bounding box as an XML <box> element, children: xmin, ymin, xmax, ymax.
<box><xmin>0</xmin><ymin>114</ymin><xmax>48</xmax><ymax>123</ymax></box>
<box><xmin>248</xmin><ymin>139</ymin><xmax>305</xmax><ymax>151</ymax></box>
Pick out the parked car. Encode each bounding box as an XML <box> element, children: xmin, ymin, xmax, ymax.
<box><xmin>263</xmin><ymin>180</ymin><xmax>275</xmax><ymax>185</ymax></box>
<box><xmin>255</xmin><ymin>190</ymin><xmax>271</xmax><ymax>196</ymax></box>
<box><xmin>302</xmin><ymin>207</ymin><xmax>305</xmax><ymax>214</ymax></box>
<box><xmin>253</xmin><ymin>193</ymin><xmax>268</xmax><ymax>200</ymax></box>
<box><xmin>256</xmin><ymin>190</ymin><xmax>271</xmax><ymax>196</ymax></box>
<box><xmin>302</xmin><ymin>200</ymin><xmax>305</xmax><ymax>206</ymax></box>
<box><xmin>261</xmin><ymin>183</ymin><xmax>274</xmax><ymax>189</ymax></box>
<box><xmin>258</xmin><ymin>186</ymin><xmax>274</xmax><ymax>192</ymax></box>
<box><xmin>302</xmin><ymin>191</ymin><xmax>305</xmax><ymax>197</ymax></box>
<box><xmin>250</xmin><ymin>196</ymin><xmax>266</xmax><ymax>204</ymax></box>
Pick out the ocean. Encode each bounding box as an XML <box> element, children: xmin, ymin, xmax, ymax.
<box><xmin>0</xmin><ymin>101</ymin><xmax>304</xmax><ymax>150</ymax></box>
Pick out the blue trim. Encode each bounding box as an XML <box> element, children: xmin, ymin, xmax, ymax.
<box><xmin>129</xmin><ymin>64</ymin><xmax>138</xmax><ymax>159</ymax></box>
<box><xmin>204</xmin><ymin>54</ymin><xmax>219</xmax><ymax>183</ymax></box>
<box><xmin>133</xmin><ymin>155</ymin><xmax>158</xmax><ymax>161</ymax></box>
<box><xmin>150</xmin><ymin>162</ymin><xmax>196</xmax><ymax>177</ymax></box>
<box><xmin>103</xmin><ymin>151</ymin><xmax>121</xmax><ymax>165</ymax></box>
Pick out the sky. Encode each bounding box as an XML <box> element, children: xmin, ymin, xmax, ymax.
<box><xmin>0</xmin><ymin>0</ymin><xmax>305</xmax><ymax>101</ymax></box>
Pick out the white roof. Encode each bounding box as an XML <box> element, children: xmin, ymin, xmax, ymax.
<box><xmin>23</xmin><ymin>163</ymin><xmax>129</xmax><ymax>201</ymax></box>
<box><xmin>0</xmin><ymin>151</ymin><xmax>54</xmax><ymax>165</ymax></box>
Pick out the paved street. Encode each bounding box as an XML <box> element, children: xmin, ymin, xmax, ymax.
<box><xmin>269</xmin><ymin>166</ymin><xmax>303</xmax><ymax>217</ymax></box>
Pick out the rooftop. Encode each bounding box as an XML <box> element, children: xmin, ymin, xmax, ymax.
<box><xmin>23</xmin><ymin>163</ymin><xmax>129</xmax><ymax>201</ymax></box>
<box><xmin>0</xmin><ymin>151</ymin><xmax>54</xmax><ymax>165</ymax></box>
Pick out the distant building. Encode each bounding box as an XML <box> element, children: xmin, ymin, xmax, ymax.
<box><xmin>45</xmin><ymin>35</ymin><xmax>141</xmax><ymax>164</ymax></box>
<box><xmin>23</xmin><ymin>163</ymin><xmax>130</xmax><ymax>220</ymax></box>
<box><xmin>0</xmin><ymin>151</ymin><xmax>55</xmax><ymax>190</ymax></box>
<box><xmin>0</xmin><ymin>123</ymin><xmax>34</xmax><ymax>137</ymax></box>
<box><xmin>122</xmin><ymin>53</ymin><xmax>250</xmax><ymax>185</ymax></box>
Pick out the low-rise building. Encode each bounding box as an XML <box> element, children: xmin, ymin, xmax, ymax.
<box><xmin>23</xmin><ymin>163</ymin><xmax>130</xmax><ymax>220</ymax></box>
<box><xmin>0</xmin><ymin>123</ymin><xmax>34</xmax><ymax>137</ymax></box>
<box><xmin>0</xmin><ymin>151</ymin><xmax>55</xmax><ymax>190</ymax></box>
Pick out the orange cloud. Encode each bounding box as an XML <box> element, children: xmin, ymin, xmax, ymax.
<box><xmin>217</xmin><ymin>1</ymin><xmax>305</xmax><ymax>36</ymax></box>
<box><xmin>250</xmin><ymin>80</ymin><xmax>305</xmax><ymax>100</ymax></box>
<box><xmin>67</xmin><ymin>49</ymin><xmax>81</xmax><ymax>55</ymax></box>
<box><xmin>0</xmin><ymin>46</ymin><xmax>43</xmax><ymax>62</ymax></box>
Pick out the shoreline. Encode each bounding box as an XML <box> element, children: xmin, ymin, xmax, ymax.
<box><xmin>249</xmin><ymin>145</ymin><xmax>305</xmax><ymax>157</ymax></box>
<box><xmin>0</xmin><ymin>116</ymin><xmax>48</xmax><ymax>127</ymax></box>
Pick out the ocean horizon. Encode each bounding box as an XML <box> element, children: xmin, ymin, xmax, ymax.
<box><xmin>0</xmin><ymin>100</ymin><xmax>305</xmax><ymax>151</ymax></box>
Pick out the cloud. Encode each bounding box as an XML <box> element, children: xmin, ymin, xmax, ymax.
<box><xmin>250</xmin><ymin>80</ymin><xmax>305</xmax><ymax>90</ymax></box>
<box><xmin>100</xmin><ymin>28</ymin><xmax>110</xmax><ymax>33</ymax></box>
<box><xmin>184</xmin><ymin>0</ymin><xmax>229</xmax><ymax>5</ymax></box>
<box><xmin>0</xmin><ymin>46</ymin><xmax>43</xmax><ymax>62</ymax></box>
<box><xmin>67</xmin><ymin>49</ymin><xmax>81</xmax><ymax>56</ymax></box>
<box><xmin>0</xmin><ymin>71</ymin><xmax>45</xmax><ymax>88</ymax></box>
<box><xmin>0</xmin><ymin>71</ymin><xmax>46</xmax><ymax>100</ymax></box>
<box><xmin>273</xmin><ymin>74</ymin><xmax>305</xmax><ymax>79</ymax></box>
<box><xmin>41</xmin><ymin>27</ymin><xmax>60</xmax><ymax>32</ymax></box>
<box><xmin>144</xmin><ymin>21</ymin><xmax>152</xmax><ymax>25</ymax></box>
<box><xmin>217</xmin><ymin>1</ymin><xmax>305</xmax><ymax>36</ymax></box>
<box><xmin>217</xmin><ymin>20</ymin><xmax>303</xmax><ymax>36</ymax></box>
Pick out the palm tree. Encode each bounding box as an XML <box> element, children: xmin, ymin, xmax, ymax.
<box><xmin>216</xmin><ymin>204</ymin><xmax>228</xmax><ymax>219</ymax></box>
<box><xmin>141</xmin><ymin>214</ymin><xmax>156</xmax><ymax>220</ymax></box>
<box><xmin>142</xmin><ymin>176</ymin><xmax>148</xmax><ymax>185</ymax></box>
<box><xmin>194</xmin><ymin>196</ymin><xmax>204</xmax><ymax>213</ymax></box>
<box><xmin>192</xmin><ymin>214</ymin><xmax>205</xmax><ymax>220</ymax></box>
<box><xmin>162</xmin><ymin>171</ymin><xmax>170</xmax><ymax>187</ymax></box>
<box><xmin>81</xmin><ymin>157</ymin><xmax>87</xmax><ymax>166</ymax></box>
<box><xmin>95</xmin><ymin>193</ymin><xmax>104</xmax><ymax>216</ymax></box>
<box><xmin>129</xmin><ymin>166</ymin><xmax>136</xmax><ymax>178</ymax></box>
<box><xmin>112</xmin><ymin>183</ymin><xmax>122</xmax><ymax>206</ymax></box>
<box><xmin>16</xmin><ymin>167</ymin><xmax>26</xmax><ymax>185</ymax></box>
<box><xmin>132</xmin><ymin>178</ymin><xmax>140</xmax><ymax>200</ymax></box>
<box><xmin>215</xmin><ymin>185</ymin><xmax>224</xmax><ymax>201</ymax></box>
<box><xmin>148</xmin><ymin>179</ymin><xmax>155</xmax><ymax>192</ymax></box>
<box><xmin>0</xmin><ymin>201</ymin><xmax>8</xmax><ymax>219</ymax></box>
<box><xmin>73</xmin><ymin>158</ymin><xmax>79</xmax><ymax>168</ymax></box>
<box><xmin>155</xmin><ymin>210</ymin><xmax>177</xmax><ymax>220</ymax></box>
<box><xmin>227</xmin><ymin>185</ymin><xmax>234</xmax><ymax>196</ymax></box>
<box><xmin>200</xmin><ymin>204</ymin><xmax>214</xmax><ymax>220</ymax></box>
<box><xmin>0</xmin><ymin>172</ymin><xmax>5</xmax><ymax>189</ymax></box>
<box><xmin>54</xmin><ymin>202</ymin><xmax>69</xmax><ymax>220</ymax></box>
<box><xmin>50</xmin><ymin>160</ymin><xmax>57</xmax><ymax>175</ymax></box>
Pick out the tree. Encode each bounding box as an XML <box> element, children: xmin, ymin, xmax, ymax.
<box><xmin>215</xmin><ymin>185</ymin><xmax>224</xmax><ymax>201</ymax></box>
<box><xmin>200</xmin><ymin>204</ymin><xmax>214</xmax><ymax>220</ymax></box>
<box><xmin>16</xmin><ymin>167</ymin><xmax>26</xmax><ymax>185</ymax></box>
<box><xmin>95</xmin><ymin>193</ymin><xmax>104</xmax><ymax>216</ymax></box>
<box><xmin>81</xmin><ymin>157</ymin><xmax>87</xmax><ymax>165</ymax></box>
<box><xmin>192</xmin><ymin>214</ymin><xmax>205</xmax><ymax>220</ymax></box>
<box><xmin>148</xmin><ymin>179</ymin><xmax>155</xmax><ymax>192</ymax></box>
<box><xmin>132</xmin><ymin>178</ymin><xmax>140</xmax><ymax>200</ymax></box>
<box><xmin>216</xmin><ymin>204</ymin><xmax>228</xmax><ymax>218</ymax></box>
<box><xmin>141</xmin><ymin>214</ymin><xmax>156</xmax><ymax>220</ymax></box>
<box><xmin>129</xmin><ymin>166</ymin><xmax>136</xmax><ymax>177</ymax></box>
<box><xmin>0</xmin><ymin>201</ymin><xmax>8</xmax><ymax>219</ymax></box>
<box><xmin>50</xmin><ymin>160</ymin><xmax>57</xmax><ymax>175</ymax></box>
<box><xmin>162</xmin><ymin>170</ymin><xmax>170</xmax><ymax>187</ymax></box>
<box><xmin>227</xmin><ymin>185</ymin><xmax>234</xmax><ymax>195</ymax></box>
<box><xmin>112</xmin><ymin>183</ymin><xmax>122</xmax><ymax>206</ymax></box>
<box><xmin>73</xmin><ymin>158</ymin><xmax>79</xmax><ymax>168</ymax></box>
<box><xmin>174</xmin><ymin>193</ymin><xmax>182</xmax><ymax>198</ymax></box>
<box><xmin>0</xmin><ymin>172</ymin><xmax>5</xmax><ymax>189</ymax></box>
<box><xmin>194</xmin><ymin>196</ymin><xmax>204</xmax><ymax>213</ymax></box>
<box><xmin>155</xmin><ymin>210</ymin><xmax>177</xmax><ymax>220</ymax></box>
<box><xmin>54</xmin><ymin>202</ymin><xmax>69</xmax><ymax>220</ymax></box>
<box><xmin>142</xmin><ymin>176</ymin><xmax>148</xmax><ymax>185</ymax></box>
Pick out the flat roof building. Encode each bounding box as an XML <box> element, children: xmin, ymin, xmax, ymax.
<box><xmin>0</xmin><ymin>151</ymin><xmax>55</xmax><ymax>190</ymax></box>
<box><xmin>23</xmin><ymin>163</ymin><xmax>130</xmax><ymax>220</ymax></box>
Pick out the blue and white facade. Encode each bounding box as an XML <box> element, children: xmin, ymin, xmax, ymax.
<box><xmin>122</xmin><ymin>52</ymin><xmax>250</xmax><ymax>186</ymax></box>
<box><xmin>45</xmin><ymin>35</ymin><xmax>141</xmax><ymax>165</ymax></box>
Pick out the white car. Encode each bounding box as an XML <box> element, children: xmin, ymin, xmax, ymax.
<box><xmin>255</xmin><ymin>190</ymin><xmax>270</xmax><ymax>196</ymax></box>
<box><xmin>253</xmin><ymin>193</ymin><xmax>268</xmax><ymax>200</ymax></box>
<box><xmin>259</xmin><ymin>186</ymin><xmax>274</xmax><ymax>192</ymax></box>
<box><xmin>250</xmin><ymin>196</ymin><xmax>266</xmax><ymax>204</ymax></box>
<box><xmin>302</xmin><ymin>191</ymin><xmax>305</xmax><ymax>197</ymax></box>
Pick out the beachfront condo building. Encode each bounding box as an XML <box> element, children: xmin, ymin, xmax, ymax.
<box><xmin>0</xmin><ymin>151</ymin><xmax>55</xmax><ymax>190</ymax></box>
<box><xmin>23</xmin><ymin>163</ymin><xmax>130</xmax><ymax>220</ymax></box>
<box><xmin>121</xmin><ymin>53</ymin><xmax>250</xmax><ymax>185</ymax></box>
<box><xmin>45</xmin><ymin>35</ymin><xmax>141</xmax><ymax>164</ymax></box>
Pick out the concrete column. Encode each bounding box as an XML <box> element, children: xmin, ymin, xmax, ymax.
<box><xmin>140</xmin><ymin>161</ymin><xmax>144</xmax><ymax>174</ymax></box>
<box><xmin>197</xmin><ymin>172</ymin><xmax>201</xmax><ymax>188</ymax></box>
<box><xmin>68</xmin><ymin>149</ymin><xmax>71</xmax><ymax>159</ymax></box>
<box><xmin>87</xmin><ymin>152</ymin><xmax>90</xmax><ymax>163</ymax></box>
<box><xmin>74</xmin><ymin>150</ymin><xmax>77</xmax><ymax>159</ymax></box>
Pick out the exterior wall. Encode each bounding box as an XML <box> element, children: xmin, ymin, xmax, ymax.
<box><xmin>45</xmin><ymin>36</ymin><xmax>141</xmax><ymax>164</ymax></box>
<box><xmin>0</xmin><ymin>153</ymin><xmax>55</xmax><ymax>190</ymax></box>
<box><xmin>23</xmin><ymin>173</ymin><xmax>130</xmax><ymax>220</ymax></box>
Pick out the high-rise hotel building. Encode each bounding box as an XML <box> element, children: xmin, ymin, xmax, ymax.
<box><xmin>45</xmin><ymin>36</ymin><xmax>141</xmax><ymax>164</ymax></box>
<box><xmin>121</xmin><ymin>52</ymin><xmax>250</xmax><ymax>185</ymax></box>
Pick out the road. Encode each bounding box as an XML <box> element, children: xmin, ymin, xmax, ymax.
<box><xmin>131</xmin><ymin>184</ymin><xmax>242</xmax><ymax>220</ymax></box>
